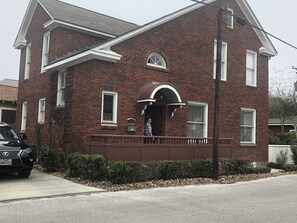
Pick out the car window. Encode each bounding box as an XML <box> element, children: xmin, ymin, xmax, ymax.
<box><xmin>0</xmin><ymin>126</ymin><xmax>19</xmax><ymax>141</ymax></box>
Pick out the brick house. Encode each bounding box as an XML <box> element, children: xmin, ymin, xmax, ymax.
<box><xmin>14</xmin><ymin>0</ymin><xmax>276</xmax><ymax>162</ymax></box>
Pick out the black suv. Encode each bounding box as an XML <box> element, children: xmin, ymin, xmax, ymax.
<box><xmin>0</xmin><ymin>123</ymin><xmax>34</xmax><ymax>178</ymax></box>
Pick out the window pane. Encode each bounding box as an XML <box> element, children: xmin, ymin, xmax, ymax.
<box><xmin>241</xmin><ymin>127</ymin><xmax>252</xmax><ymax>141</ymax></box>
<box><xmin>187</xmin><ymin>123</ymin><xmax>204</xmax><ymax>137</ymax></box>
<box><xmin>103</xmin><ymin>95</ymin><xmax>114</xmax><ymax>121</ymax></box>
<box><xmin>241</xmin><ymin>111</ymin><xmax>253</xmax><ymax>125</ymax></box>
<box><xmin>188</xmin><ymin>106</ymin><xmax>203</xmax><ymax>122</ymax></box>
<box><xmin>246</xmin><ymin>69</ymin><xmax>254</xmax><ymax>85</ymax></box>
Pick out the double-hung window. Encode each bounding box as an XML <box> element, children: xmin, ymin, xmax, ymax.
<box><xmin>24</xmin><ymin>43</ymin><xmax>31</xmax><ymax>79</ymax></box>
<box><xmin>213</xmin><ymin>40</ymin><xmax>228</xmax><ymax>81</ymax></box>
<box><xmin>38</xmin><ymin>98</ymin><xmax>46</xmax><ymax>124</ymax></box>
<box><xmin>240</xmin><ymin>108</ymin><xmax>256</xmax><ymax>144</ymax></box>
<box><xmin>246</xmin><ymin>50</ymin><xmax>257</xmax><ymax>86</ymax></box>
<box><xmin>187</xmin><ymin>102</ymin><xmax>208</xmax><ymax>138</ymax></box>
<box><xmin>57</xmin><ymin>70</ymin><xmax>66</xmax><ymax>106</ymax></box>
<box><xmin>227</xmin><ymin>8</ymin><xmax>234</xmax><ymax>28</ymax></box>
<box><xmin>101</xmin><ymin>91</ymin><xmax>118</xmax><ymax>124</ymax></box>
<box><xmin>41</xmin><ymin>32</ymin><xmax>50</xmax><ymax>71</ymax></box>
<box><xmin>21</xmin><ymin>102</ymin><xmax>27</xmax><ymax>131</ymax></box>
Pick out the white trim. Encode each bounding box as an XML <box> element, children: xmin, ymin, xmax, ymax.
<box><xmin>151</xmin><ymin>84</ymin><xmax>182</xmax><ymax>102</ymax></box>
<box><xmin>240</xmin><ymin>108</ymin><xmax>256</xmax><ymax>144</ymax></box>
<box><xmin>187</xmin><ymin>101</ymin><xmax>208</xmax><ymax>138</ymax></box>
<box><xmin>227</xmin><ymin>8</ymin><xmax>234</xmax><ymax>29</ymax></box>
<box><xmin>41</xmin><ymin>32</ymin><xmax>50</xmax><ymax>72</ymax></box>
<box><xmin>38</xmin><ymin>98</ymin><xmax>46</xmax><ymax>124</ymax></box>
<box><xmin>101</xmin><ymin>91</ymin><xmax>118</xmax><ymax>124</ymax></box>
<box><xmin>24</xmin><ymin>43</ymin><xmax>31</xmax><ymax>79</ymax></box>
<box><xmin>147</xmin><ymin>53</ymin><xmax>167</xmax><ymax>69</ymax></box>
<box><xmin>213</xmin><ymin>40</ymin><xmax>228</xmax><ymax>81</ymax></box>
<box><xmin>21</xmin><ymin>102</ymin><xmax>28</xmax><ymax>131</ymax></box>
<box><xmin>246</xmin><ymin>50</ymin><xmax>257</xmax><ymax>87</ymax></box>
<box><xmin>57</xmin><ymin>70</ymin><xmax>66</xmax><ymax>107</ymax></box>
<box><xmin>44</xmin><ymin>49</ymin><xmax>122</xmax><ymax>72</ymax></box>
<box><xmin>44</xmin><ymin>19</ymin><xmax>116</xmax><ymax>38</ymax></box>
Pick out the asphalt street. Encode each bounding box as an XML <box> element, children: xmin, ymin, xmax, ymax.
<box><xmin>1</xmin><ymin>174</ymin><xmax>297</xmax><ymax>223</ymax></box>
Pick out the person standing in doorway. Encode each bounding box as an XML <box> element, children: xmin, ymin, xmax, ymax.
<box><xmin>144</xmin><ymin>118</ymin><xmax>153</xmax><ymax>143</ymax></box>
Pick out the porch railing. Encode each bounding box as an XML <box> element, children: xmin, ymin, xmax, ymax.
<box><xmin>90</xmin><ymin>134</ymin><xmax>232</xmax><ymax>145</ymax></box>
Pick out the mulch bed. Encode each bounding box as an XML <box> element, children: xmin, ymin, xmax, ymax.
<box><xmin>35</xmin><ymin>165</ymin><xmax>295</xmax><ymax>192</ymax></box>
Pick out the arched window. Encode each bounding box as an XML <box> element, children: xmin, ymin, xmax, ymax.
<box><xmin>147</xmin><ymin>53</ymin><xmax>166</xmax><ymax>69</ymax></box>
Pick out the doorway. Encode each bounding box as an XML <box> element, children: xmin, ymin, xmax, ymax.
<box><xmin>145</xmin><ymin>106</ymin><xmax>163</xmax><ymax>136</ymax></box>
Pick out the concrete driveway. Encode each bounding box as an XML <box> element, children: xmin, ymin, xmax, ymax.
<box><xmin>0</xmin><ymin>169</ymin><xmax>104</xmax><ymax>202</ymax></box>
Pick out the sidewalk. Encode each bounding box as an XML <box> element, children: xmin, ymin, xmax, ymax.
<box><xmin>0</xmin><ymin>169</ymin><xmax>104</xmax><ymax>202</ymax></box>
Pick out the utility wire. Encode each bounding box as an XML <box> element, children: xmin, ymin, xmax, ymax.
<box><xmin>190</xmin><ymin>0</ymin><xmax>297</xmax><ymax>50</ymax></box>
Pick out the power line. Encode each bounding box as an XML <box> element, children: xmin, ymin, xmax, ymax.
<box><xmin>190</xmin><ymin>0</ymin><xmax>297</xmax><ymax>50</ymax></box>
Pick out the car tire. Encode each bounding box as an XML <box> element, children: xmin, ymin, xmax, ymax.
<box><xmin>18</xmin><ymin>169</ymin><xmax>31</xmax><ymax>178</ymax></box>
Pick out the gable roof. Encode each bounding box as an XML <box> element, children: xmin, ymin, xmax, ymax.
<box><xmin>269</xmin><ymin>117</ymin><xmax>297</xmax><ymax>126</ymax></box>
<box><xmin>0</xmin><ymin>81</ymin><xmax>18</xmax><ymax>102</ymax></box>
<box><xmin>45</xmin><ymin>0</ymin><xmax>277</xmax><ymax>72</ymax></box>
<box><xmin>14</xmin><ymin>0</ymin><xmax>139</xmax><ymax>49</ymax></box>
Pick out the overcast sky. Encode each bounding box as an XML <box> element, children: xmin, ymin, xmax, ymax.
<box><xmin>1</xmin><ymin>0</ymin><xmax>296</xmax><ymax>91</ymax></box>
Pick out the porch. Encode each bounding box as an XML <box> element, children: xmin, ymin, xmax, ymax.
<box><xmin>89</xmin><ymin>135</ymin><xmax>233</xmax><ymax>163</ymax></box>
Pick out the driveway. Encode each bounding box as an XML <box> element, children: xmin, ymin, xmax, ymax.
<box><xmin>0</xmin><ymin>169</ymin><xmax>104</xmax><ymax>202</ymax></box>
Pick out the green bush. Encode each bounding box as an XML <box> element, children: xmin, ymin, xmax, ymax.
<box><xmin>220</xmin><ymin>158</ymin><xmax>251</xmax><ymax>175</ymax></box>
<box><xmin>39</xmin><ymin>147</ymin><xmax>57</xmax><ymax>172</ymax></box>
<box><xmin>66</xmin><ymin>153</ymin><xmax>107</xmax><ymax>181</ymax></box>
<box><xmin>290</xmin><ymin>145</ymin><xmax>297</xmax><ymax>165</ymax></box>
<box><xmin>245</xmin><ymin>166</ymin><xmax>271</xmax><ymax>174</ymax></box>
<box><xmin>269</xmin><ymin>133</ymin><xmax>297</xmax><ymax>145</ymax></box>
<box><xmin>160</xmin><ymin>161</ymin><xmax>193</xmax><ymax>180</ymax></box>
<box><xmin>108</xmin><ymin>161</ymin><xmax>143</xmax><ymax>184</ymax></box>
<box><xmin>267</xmin><ymin>162</ymin><xmax>282</xmax><ymax>169</ymax></box>
<box><xmin>283</xmin><ymin>164</ymin><xmax>297</xmax><ymax>172</ymax></box>
<box><xmin>190</xmin><ymin>160</ymin><xmax>213</xmax><ymax>178</ymax></box>
<box><xmin>275</xmin><ymin>150</ymin><xmax>288</xmax><ymax>168</ymax></box>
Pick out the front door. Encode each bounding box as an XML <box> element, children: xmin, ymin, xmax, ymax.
<box><xmin>145</xmin><ymin>106</ymin><xmax>163</xmax><ymax>136</ymax></box>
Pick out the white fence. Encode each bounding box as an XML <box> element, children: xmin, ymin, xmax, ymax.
<box><xmin>268</xmin><ymin>145</ymin><xmax>294</xmax><ymax>164</ymax></box>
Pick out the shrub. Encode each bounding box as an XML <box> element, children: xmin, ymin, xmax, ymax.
<box><xmin>246</xmin><ymin>166</ymin><xmax>271</xmax><ymax>174</ymax></box>
<box><xmin>269</xmin><ymin>133</ymin><xmax>297</xmax><ymax>145</ymax></box>
<box><xmin>283</xmin><ymin>164</ymin><xmax>297</xmax><ymax>172</ymax></box>
<box><xmin>66</xmin><ymin>153</ymin><xmax>107</xmax><ymax>181</ymax></box>
<box><xmin>219</xmin><ymin>158</ymin><xmax>251</xmax><ymax>175</ymax></box>
<box><xmin>275</xmin><ymin>150</ymin><xmax>288</xmax><ymax>168</ymax></box>
<box><xmin>160</xmin><ymin>161</ymin><xmax>193</xmax><ymax>180</ymax></box>
<box><xmin>290</xmin><ymin>145</ymin><xmax>297</xmax><ymax>165</ymax></box>
<box><xmin>108</xmin><ymin>161</ymin><xmax>142</xmax><ymax>184</ymax></box>
<box><xmin>190</xmin><ymin>160</ymin><xmax>213</xmax><ymax>178</ymax></box>
<box><xmin>267</xmin><ymin>162</ymin><xmax>282</xmax><ymax>169</ymax></box>
<box><xmin>39</xmin><ymin>147</ymin><xmax>57</xmax><ymax>172</ymax></box>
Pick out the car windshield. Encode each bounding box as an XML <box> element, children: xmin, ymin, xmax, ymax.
<box><xmin>0</xmin><ymin>126</ymin><xmax>19</xmax><ymax>141</ymax></box>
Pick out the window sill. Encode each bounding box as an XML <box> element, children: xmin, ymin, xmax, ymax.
<box><xmin>241</xmin><ymin>143</ymin><xmax>257</xmax><ymax>147</ymax></box>
<box><xmin>101</xmin><ymin>124</ymin><xmax>117</xmax><ymax>130</ymax></box>
<box><xmin>145</xmin><ymin>65</ymin><xmax>169</xmax><ymax>73</ymax></box>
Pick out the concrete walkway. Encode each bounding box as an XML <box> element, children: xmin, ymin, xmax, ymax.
<box><xmin>0</xmin><ymin>169</ymin><xmax>104</xmax><ymax>202</ymax></box>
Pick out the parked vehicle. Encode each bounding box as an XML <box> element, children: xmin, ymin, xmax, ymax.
<box><xmin>0</xmin><ymin>123</ymin><xmax>34</xmax><ymax>178</ymax></box>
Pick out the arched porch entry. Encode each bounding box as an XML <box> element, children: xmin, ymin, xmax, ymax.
<box><xmin>137</xmin><ymin>82</ymin><xmax>185</xmax><ymax>136</ymax></box>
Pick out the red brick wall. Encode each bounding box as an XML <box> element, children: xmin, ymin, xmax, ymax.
<box><xmin>17</xmin><ymin>0</ymin><xmax>270</xmax><ymax>161</ymax></box>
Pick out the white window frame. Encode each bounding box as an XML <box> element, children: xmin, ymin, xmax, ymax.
<box><xmin>213</xmin><ymin>40</ymin><xmax>228</xmax><ymax>81</ymax></box>
<box><xmin>227</xmin><ymin>8</ymin><xmax>234</xmax><ymax>29</ymax></box>
<box><xmin>41</xmin><ymin>32</ymin><xmax>50</xmax><ymax>72</ymax></box>
<box><xmin>101</xmin><ymin>91</ymin><xmax>118</xmax><ymax>125</ymax></box>
<box><xmin>246</xmin><ymin>50</ymin><xmax>257</xmax><ymax>87</ymax></box>
<box><xmin>24</xmin><ymin>43</ymin><xmax>31</xmax><ymax>79</ymax></box>
<box><xmin>38</xmin><ymin>98</ymin><xmax>46</xmax><ymax>124</ymax></box>
<box><xmin>187</xmin><ymin>102</ymin><xmax>208</xmax><ymax>138</ymax></box>
<box><xmin>147</xmin><ymin>53</ymin><xmax>167</xmax><ymax>69</ymax></box>
<box><xmin>21</xmin><ymin>102</ymin><xmax>27</xmax><ymax>131</ymax></box>
<box><xmin>57</xmin><ymin>70</ymin><xmax>66</xmax><ymax>107</ymax></box>
<box><xmin>240</xmin><ymin>108</ymin><xmax>256</xmax><ymax>144</ymax></box>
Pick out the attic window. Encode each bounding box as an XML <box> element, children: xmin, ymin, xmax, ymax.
<box><xmin>147</xmin><ymin>53</ymin><xmax>166</xmax><ymax>69</ymax></box>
